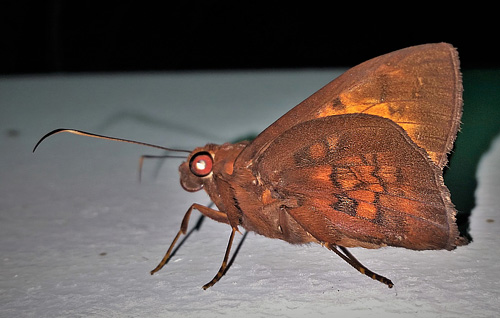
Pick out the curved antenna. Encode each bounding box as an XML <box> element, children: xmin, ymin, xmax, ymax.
<box><xmin>33</xmin><ymin>128</ymin><xmax>192</xmax><ymax>153</ymax></box>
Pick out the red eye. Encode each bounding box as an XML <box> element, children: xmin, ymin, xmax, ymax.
<box><xmin>189</xmin><ymin>152</ymin><xmax>213</xmax><ymax>177</ymax></box>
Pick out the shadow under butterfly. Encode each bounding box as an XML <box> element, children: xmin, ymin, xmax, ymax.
<box><xmin>34</xmin><ymin>43</ymin><xmax>469</xmax><ymax>289</ymax></box>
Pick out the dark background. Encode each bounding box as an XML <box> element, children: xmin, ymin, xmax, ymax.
<box><xmin>1</xmin><ymin>2</ymin><xmax>497</xmax><ymax>75</ymax></box>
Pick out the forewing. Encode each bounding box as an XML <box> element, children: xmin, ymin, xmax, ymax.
<box><xmin>253</xmin><ymin>114</ymin><xmax>460</xmax><ymax>250</ymax></box>
<box><xmin>237</xmin><ymin>43</ymin><xmax>462</xmax><ymax>170</ymax></box>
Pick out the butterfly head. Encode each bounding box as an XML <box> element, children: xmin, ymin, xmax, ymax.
<box><xmin>180</xmin><ymin>147</ymin><xmax>214</xmax><ymax>192</ymax></box>
<box><xmin>179</xmin><ymin>142</ymin><xmax>249</xmax><ymax>193</ymax></box>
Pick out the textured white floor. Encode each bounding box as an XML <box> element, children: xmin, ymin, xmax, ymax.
<box><xmin>1</xmin><ymin>71</ymin><xmax>499</xmax><ymax>317</ymax></box>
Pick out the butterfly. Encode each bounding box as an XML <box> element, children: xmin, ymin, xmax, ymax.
<box><xmin>34</xmin><ymin>43</ymin><xmax>467</xmax><ymax>289</ymax></box>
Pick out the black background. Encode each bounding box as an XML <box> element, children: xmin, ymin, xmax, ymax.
<box><xmin>1</xmin><ymin>2</ymin><xmax>497</xmax><ymax>74</ymax></box>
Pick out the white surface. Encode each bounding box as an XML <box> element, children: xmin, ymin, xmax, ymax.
<box><xmin>1</xmin><ymin>71</ymin><xmax>499</xmax><ymax>317</ymax></box>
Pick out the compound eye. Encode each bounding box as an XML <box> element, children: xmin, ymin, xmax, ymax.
<box><xmin>189</xmin><ymin>152</ymin><xmax>213</xmax><ymax>177</ymax></box>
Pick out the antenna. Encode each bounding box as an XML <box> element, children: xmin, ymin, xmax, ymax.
<box><xmin>33</xmin><ymin>129</ymin><xmax>192</xmax><ymax>153</ymax></box>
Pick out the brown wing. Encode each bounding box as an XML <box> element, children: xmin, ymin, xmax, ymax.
<box><xmin>253</xmin><ymin>114</ymin><xmax>461</xmax><ymax>250</ymax></box>
<box><xmin>236</xmin><ymin>43</ymin><xmax>462</xmax><ymax>170</ymax></box>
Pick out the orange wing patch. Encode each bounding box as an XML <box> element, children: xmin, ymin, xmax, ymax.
<box><xmin>309</xmin><ymin>142</ymin><xmax>327</xmax><ymax>160</ymax></box>
<box><xmin>313</xmin><ymin>62</ymin><xmax>458</xmax><ymax>168</ymax></box>
<box><xmin>356</xmin><ymin>201</ymin><xmax>378</xmax><ymax>220</ymax></box>
<box><xmin>311</xmin><ymin>165</ymin><xmax>333</xmax><ymax>182</ymax></box>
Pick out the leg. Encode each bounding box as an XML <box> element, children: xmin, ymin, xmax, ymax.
<box><xmin>138</xmin><ymin>154</ymin><xmax>190</xmax><ymax>182</ymax></box>
<box><xmin>150</xmin><ymin>203</ymin><xmax>229</xmax><ymax>275</ymax></box>
<box><xmin>326</xmin><ymin>243</ymin><xmax>394</xmax><ymax>288</ymax></box>
<box><xmin>202</xmin><ymin>227</ymin><xmax>237</xmax><ymax>290</ymax></box>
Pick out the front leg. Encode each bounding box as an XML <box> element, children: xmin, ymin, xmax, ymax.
<box><xmin>202</xmin><ymin>226</ymin><xmax>237</xmax><ymax>289</ymax></box>
<box><xmin>150</xmin><ymin>203</ymin><xmax>229</xmax><ymax>275</ymax></box>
